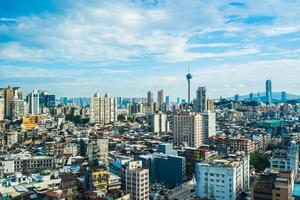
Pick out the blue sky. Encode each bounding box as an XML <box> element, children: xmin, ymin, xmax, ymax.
<box><xmin>1</xmin><ymin>0</ymin><xmax>300</xmax><ymax>99</ymax></box>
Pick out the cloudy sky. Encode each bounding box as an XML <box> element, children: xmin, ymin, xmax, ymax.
<box><xmin>1</xmin><ymin>0</ymin><xmax>300</xmax><ymax>99</ymax></box>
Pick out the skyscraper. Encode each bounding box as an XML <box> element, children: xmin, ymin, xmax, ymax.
<box><xmin>234</xmin><ymin>94</ymin><xmax>240</xmax><ymax>102</ymax></box>
<box><xmin>249</xmin><ymin>93</ymin><xmax>254</xmax><ymax>102</ymax></box>
<box><xmin>195</xmin><ymin>87</ymin><xmax>207</xmax><ymax>113</ymax></box>
<box><xmin>147</xmin><ymin>91</ymin><xmax>154</xmax><ymax>105</ymax></box>
<box><xmin>4</xmin><ymin>86</ymin><xmax>15</xmax><ymax>118</ymax></box>
<box><xmin>90</xmin><ymin>93</ymin><xmax>117</xmax><ymax>125</ymax></box>
<box><xmin>186</xmin><ymin>71</ymin><xmax>192</xmax><ymax>104</ymax></box>
<box><xmin>165</xmin><ymin>96</ymin><xmax>170</xmax><ymax>111</ymax></box>
<box><xmin>29</xmin><ymin>90</ymin><xmax>40</xmax><ymax>114</ymax></box>
<box><xmin>157</xmin><ymin>89</ymin><xmax>164</xmax><ymax>110</ymax></box>
<box><xmin>281</xmin><ymin>91</ymin><xmax>287</xmax><ymax>103</ymax></box>
<box><xmin>265</xmin><ymin>80</ymin><xmax>272</xmax><ymax>104</ymax></box>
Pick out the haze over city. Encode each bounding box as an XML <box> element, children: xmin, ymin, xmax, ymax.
<box><xmin>1</xmin><ymin>0</ymin><xmax>300</xmax><ymax>98</ymax></box>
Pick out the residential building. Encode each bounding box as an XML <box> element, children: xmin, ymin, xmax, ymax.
<box><xmin>202</xmin><ymin>110</ymin><xmax>216</xmax><ymax>144</ymax></box>
<box><xmin>173</xmin><ymin>111</ymin><xmax>203</xmax><ymax>148</ymax></box>
<box><xmin>10</xmin><ymin>99</ymin><xmax>25</xmax><ymax>119</ymax></box>
<box><xmin>195</xmin><ymin>153</ymin><xmax>250</xmax><ymax>200</ymax></box>
<box><xmin>90</xmin><ymin>93</ymin><xmax>117</xmax><ymax>125</ymax></box>
<box><xmin>148</xmin><ymin>112</ymin><xmax>169</xmax><ymax>134</ymax></box>
<box><xmin>0</xmin><ymin>96</ymin><xmax>4</xmax><ymax>121</ymax></box>
<box><xmin>124</xmin><ymin>160</ymin><xmax>149</xmax><ymax>200</ymax></box>
<box><xmin>2</xmin><ymin>154</ymin><xmax>55</xmax><ymax>174</ymax></box>
<box><xmin>270</xmin><ymin>141</ymin><xmax>299</xmax><ymax>180</ymax></box>
<box><xmin>87</xmin><ymin>138</ymin><xmax>109</xmax><ymax>166</ymax></box>
<box><xmin>209</xmin><ymin>135</ymin><xmax>255</xmax><ymax>153</ymax></box>
<box><xmin>252</xmin><ymin>170</ymin><xmax>294</xmax><ymax>200</ymax></box>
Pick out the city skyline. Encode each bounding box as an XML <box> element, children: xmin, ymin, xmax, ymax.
<box><xmin>1</xmin><ymin>0</ymin><xmax>300</xmax><ymax>98</ymax></box>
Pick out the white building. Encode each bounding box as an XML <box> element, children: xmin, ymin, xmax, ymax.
<box><xmin>29</xmin><ymin>90</ymin><xmax>40</xmax><ymax>114</ymax></box>
<box><xmin>125</xmin><ymin>160</ymin><xmax>149</xmax><ymax>200</ymax></box>
<box><xmin>2</xmin><ymin>154</ymin><xmax>54</xmax><ymax>174</ymax></box>
<box><xmin>195</xmin><ymin>153</ymin><xmax>250</xmax><ymax>200</ymax></box>
<box><xmin>90</xmin><ymin>93</ymin><xmax>117</xmax><ymax>125</ymax></box>
<box><xmin>148</xmin><ymin>112</ymin><xmax>169</xmax><ymax>134</ymax></box>
<box><xmin>270</xmin><ymin>141</ymin><xmax>299</xmax><ymax>180</ymax></box>
<box><xmin>202</xmin><ymin>110</ymin><xmax>216</xmax><ymax>144</ymax></box>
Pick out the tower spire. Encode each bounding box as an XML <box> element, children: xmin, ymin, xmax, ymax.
<box><xmin>186</xmin><ymin>66</ymin><xmax>192</xmax><ymax>104</ymax></box>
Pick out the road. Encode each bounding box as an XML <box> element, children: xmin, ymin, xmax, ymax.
<box><xmin>168</xmin><ymin>180</ymin><xmax>196</xmax><ymax>200</ymax></box>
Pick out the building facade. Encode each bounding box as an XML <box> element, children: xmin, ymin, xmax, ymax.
<box><xmin>195</xmin><ymin>153</ymin><xmax>250</xmax><ymax>200</ymax></box>
<box><xmin>173</xmin><ymin>111</ymin><xmax>203</xmax><ymax>148</ymax></box>
<box><xmin>124</xmin><ymin>161</ymin><xmax>149</xmax><ymax>200</ymax></box>
<box><xmin>90</xmin><ymin>93</ymin><xmax>117</xmax><ymax>125</ymax></box>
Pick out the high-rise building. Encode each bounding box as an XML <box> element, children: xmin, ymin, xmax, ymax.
<box><xmin>128</xmin><ymin>103</ymin><xmax>147</xmax><ymax>115</ymax></box>
<box><xmin>124</xmin><ymin>161</ymin><xmax>149</xmax><ymax>200</ymax></box>
<box><xmin>207</xmin><ymin>99</ymin><xmax>215</xmax><ymax>112</ymax></box>
<box><xmin>0</xmin><ymin>96</ymin><xmax>4</xmax><ymax>121</ymax></box>
<box><xmin>148</xmin><ymin>112</ymin><xmax>169</xmax><ymax>134</ymax></box>
<box><xmin>87</xmin><ymin>138</ymin><xmax>109</xmax><ymax>166</ymax></box>
<box><xmin>281</xmin><ymin>91</ymin><xmax>287</xmax><ymax>103</ymax></box>
<box><xmin>201</xmin><ymin>111</ymin><xmax>216</xmax><ymax>144</ymax></box>
<box><xmin>10</xmin><ymin>99</ymin><xmax>25</xmax><ymax>119</ymax></box>
<box><xmin>4</xmin><ymin>86</ymin><xmax>15</xmax><ymax>118</ymax></box>
<box><xmin>60</xmin><ymin>97</ymin><xmax>68</xmax><ymax>105</ymax></box>
<box><xmin>195</xmin><ymin>87</ymin><xmax>207</xmax><ymax>113</ymax></box>
<box><xmin>195</xmin><ymin>153</ymin><xmax>250</xmax><ymax>200</ymax></box>
<box><xmin>173</xmin><ymin>111</ymin><xmax>203</xmax><ymax>148</ymax></box>
<box><xmin>249</xmin><ymin>93</ymin><xmax>254</xmax><ymax>102</ymax></box>
<box><xmin>28</xmin><ymin>90</ymin><xmax>40</xmax><ymax>114</ymax></box>
<box><xmin>45</xmin><ymin>94</ymin><xmax>56</xmax><ymax>109</ymax></box>
<box><xmin>147</xmin><ymin>91</ymin><xmax>154</xmax><ymax>105</ymax></box>
<box><xmin>234</xmin><ymin>94</ymin><xmax>240</xmax><ymax>102</ymax></box>
<box><xmin>90</xmin><ymin>93</ymin><xmax>117</xmax><ymax>125</ymax></box>
<box><xmin>157</xmin><ymin>89</ymin><xmax>164</xmax><ymax>110</ymax></box>
<box><xmin>266</xmin><ymin>79</ymin><xmax>272</xmax><ymax>104</ymax></box>
<box><xmin>270</xmin><ymin>141</ymin><xmax>299</xmax><ymax>180</ymax></box>
<box><xmin>38</xmin><ymin>90</ymin><xmax>48</xmax><ymax>108</ymax></box>
<box><xmin>165</xmin><ymin>96</ymin><xmax>170</xmax><ymax>111</ymax></box>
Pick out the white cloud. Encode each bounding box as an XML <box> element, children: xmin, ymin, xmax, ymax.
<box><xmin>2</xmin><ymin>0</ymin><xmax>299</xmax><ymax>64</ymax></box>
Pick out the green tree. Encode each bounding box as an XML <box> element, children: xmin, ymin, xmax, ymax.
<box><xmin>250</xmin><ymin>152</ymin><xmax>270</xmax><ymax>172</ymax></box>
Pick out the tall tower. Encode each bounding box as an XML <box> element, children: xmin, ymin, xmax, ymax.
<box><xmin>186</xmin><ymin>68</ymin><xmax>192</xmax><ymax>104</ymax></box>
<box><xmin>265</xmin><ymin>80</ymin><xmax>272</xmax><ymax>104</ymax></box>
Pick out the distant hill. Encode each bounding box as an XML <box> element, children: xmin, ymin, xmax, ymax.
<box><xmin>227</xmin><ymin>92</ymin><xmax>300</xmax><ymax>102</ymax></box>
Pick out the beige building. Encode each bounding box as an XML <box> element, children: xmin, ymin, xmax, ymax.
<box><xmin>173</xmin><ymin>111</ymin><xmax>216</xmax><ymax>148</ymax></box>
<box><xmin>90</xmin><ymin>93</ymin><xmax>117</xmax><ymax>125</ymax></box>
<box><xmin>125</xmin><ymin>161</ymin><xmax>149</xmax><ymax>200</ymax></box>
<box><xmin>173</xmin><ymin>111</ymin><xmax>203</xmax><ymax>148</ymax></box>
<box><xmin>0</xmin><ymin>96</ymin><xmax>4</xmax><ymax>121</ymax></box>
